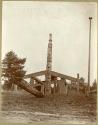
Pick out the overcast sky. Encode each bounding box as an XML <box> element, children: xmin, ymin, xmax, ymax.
<box><xmin>2</xmin><ymin>1</ymin><xmax>97</xmax><ymax>83</ymax></box>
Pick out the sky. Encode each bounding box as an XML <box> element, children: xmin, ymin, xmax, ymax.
<box><xmin>2</xmin><ymin>1</ymin><xmax>97</xmax><ymax>84</ymax></box>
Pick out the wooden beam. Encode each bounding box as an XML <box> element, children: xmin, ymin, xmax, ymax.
<box><xmin>24</xmin><ymin>70</ymin><xmax>83</xmax><ymax>83</ymax></box>
<box><xmin>14</xmin><ymin>80</ymin><xmax>44</xmax><ymax>98</ymax></box>
<box><xmin>51</xmin><ymin>71</ymin><xmax>77</xmax><ymax>82</ymax></box>
<box><xmin>24</xmin><ymin>70</ymin><xmax>46</xmax><ymax>78</ymax></box>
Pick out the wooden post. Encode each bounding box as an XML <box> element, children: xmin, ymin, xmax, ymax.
<box><xmin>14</xmin><ymin>85</ymin><xmax>17</xmax><ymax>91</ymax></box>
<box><xmin>65</xmin><ymin>79</ymin><xmax>68</xmax><ymax>95</ymax></box>
<box><xmin>30</xmin><ymin>77</ymin><xmax>35</xmax><ymax>87</ymax></box>
<box><xmin>77</xmin><ymin>73</ymin><xmax>79</xmax><ymax>92</ymax></box>
<box><xmin>87</xmin><ymin>17</ymin><xmax>92</xmax><ymax>96</ymax></box>
<box><xmin>53</xmin><ymin>76</ymin><xmax>57</xmax><ymax>94</ymax></box>
<box><xmin>60</xmin><ymin>78</ymin><xmax>67</xmax><ymax>95</ymax></box>
<box><xmin>41</xmin><ymin>84</ymin><xmax>44</xmax><ymax>95</ymax></box>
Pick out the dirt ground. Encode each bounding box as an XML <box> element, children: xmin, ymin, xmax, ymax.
<box><xmin>0</xmin><ymin>90</ymin><xmax>97</xmax><ymax>124</ymax></box>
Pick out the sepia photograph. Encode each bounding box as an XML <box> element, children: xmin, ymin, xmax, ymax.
<box><xmin>0</xmin><ymin>0</ymin><xmax>97</xmax><ymax>124</ymax></box>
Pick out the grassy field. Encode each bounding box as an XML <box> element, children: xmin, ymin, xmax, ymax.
<box><xmin>0</xmin><ymin>90</ymin><xmax>97</xmax><ymax>124</ymax></box>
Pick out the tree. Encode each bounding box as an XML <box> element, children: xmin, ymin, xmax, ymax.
<box><xmin>91</xmin><ymin>79</ymin><xmax>97</xmax><ymax>90</ymax></box>
<box><xmin>79</xmin><ymin>77</ymin><xmax>85</xmax><ymax>86</ymax></box>
<box><xmin>80</xmin><ymin>77</ymin><xmax>85</xmax><ymax>82</ymax></box>
<box><xmin>2</xmin><ymin>51</ymin><xmax>26</xmax><ymax>90</ymax></box>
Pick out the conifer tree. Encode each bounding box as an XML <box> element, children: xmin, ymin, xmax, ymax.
<box><xmin>2</xmin><ymin>51</ymin><xmax>26</xmax><ymax>90</ymax></box>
